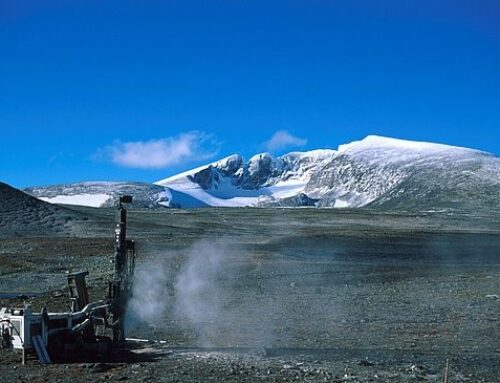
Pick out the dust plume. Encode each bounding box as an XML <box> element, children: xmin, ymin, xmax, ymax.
<box><xmin>126</xmin><ymin>238</ymin><xmax>282</xmax><ymax>347</ymax></box>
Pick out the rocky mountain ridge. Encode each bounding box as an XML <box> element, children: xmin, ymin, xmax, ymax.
<box><xmin>22</xmin><ymin>136</ymin><xmax>500</xmax><ymax>211</ymax></box>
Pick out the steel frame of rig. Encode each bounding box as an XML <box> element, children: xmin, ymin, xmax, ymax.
<box><xmin>0</xmin><ymin>195</ymin><xmax>136</xmax><ymax>364</ymax></box>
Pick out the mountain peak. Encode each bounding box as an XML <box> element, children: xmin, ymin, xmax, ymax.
<box><xmin>338</xmin><ymin>135</ymin><xmax>481</xmax><ymax>154</ymax></box>
<box><xmin>213</xmin><ymin>154</ymin><xmax>244</xmax><ymax>174</ymax></box>
<box><xmin>248</xmin><ymin>152</ymin><xmax>274</xmax><ymax>162</ymax></box>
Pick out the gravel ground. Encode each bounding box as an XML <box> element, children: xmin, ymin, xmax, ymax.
<box><xmin>1</xmin><ymin>208</ymin><xmax>499</xmax><ymax>382</ymax></box>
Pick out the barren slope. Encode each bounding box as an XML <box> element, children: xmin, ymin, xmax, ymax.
<box><xmin>0</xmin><ymin>182</ymin><xmax>86</xmax><ymax>237</ymax></box>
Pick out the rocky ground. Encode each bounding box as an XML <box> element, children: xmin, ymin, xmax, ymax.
<box><xmin>1</xmin><ymin>207</ymin><xmax>499</xmax><ymax>382</ymax></box>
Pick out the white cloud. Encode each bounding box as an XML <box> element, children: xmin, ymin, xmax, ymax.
<box><xmin>262</xmin><ymin>130</ymin><xmax>307</xmax><ymax>152</ymax></box>
<box><xmin>95</xmin><ymin>131</ymin><xmax>219</xmax><ymax>169</ymax></box>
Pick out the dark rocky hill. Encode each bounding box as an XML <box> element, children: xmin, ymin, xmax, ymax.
<box><xmin>0</xmin><ymin>182</ymin><xmax>84</xmax><ymax>237</ymax></box>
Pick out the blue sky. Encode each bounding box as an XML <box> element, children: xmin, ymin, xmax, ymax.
<box><xmin>1</xmin><ymin>0</ymin><xmax>499</xmax><ymax>188</ymax></box>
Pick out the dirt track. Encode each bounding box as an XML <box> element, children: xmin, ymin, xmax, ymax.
<box><xmin>1</xmin><ymin>208</ymin><xmax>499</xmax><ymax>382</ymax></box>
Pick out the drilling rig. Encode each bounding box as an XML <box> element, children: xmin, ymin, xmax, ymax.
<box><xmin>109</xmin><ymin>195</ymin><xmax>135</xmax><ymax>343</ymax></box>
<box><xmin>0</xmin><ymin>195</ymin><xmax>136</xmax><ymax>364</ymax></box>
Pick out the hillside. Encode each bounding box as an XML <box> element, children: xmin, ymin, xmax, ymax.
<box><xmin>0</xmin><ymin>182</ymin><xmax>84</xmax><ymax>237</ymax></box>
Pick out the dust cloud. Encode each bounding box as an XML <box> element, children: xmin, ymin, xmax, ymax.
<box><xmin>126</xmin><ymin>239</ymin><xmax>283</xmax><ymax>347</ymax></box>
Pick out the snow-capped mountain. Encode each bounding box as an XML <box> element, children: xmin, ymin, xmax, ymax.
<box><xmin>155</xmin><ymin>149</ymin><xmax>337</xmax><ymax>207</ymax></box>
<box><xmin>306</xmin><ymin>135</ymin><xmax>500</xmax><ymax>209</ymax></box>
<box><xmin>156</xmin><ymin>135</ymin><xmax>500</xmax><ymax>210</ymax></box>
<box><xmin>23</xmin><ymin>136</ymin><xmax>500</xmax><ymax>211</ymax></box>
